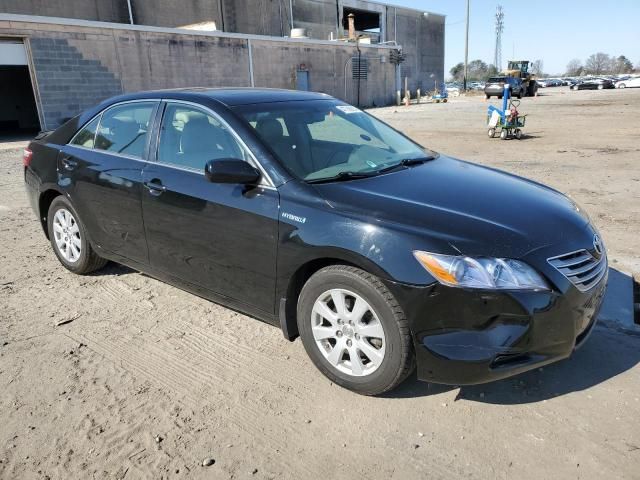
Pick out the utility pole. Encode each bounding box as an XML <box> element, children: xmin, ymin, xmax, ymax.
<box><xmin>463</xmin><ymin>0</ymin><xmax>469</xmax><ymax>91</ymax></box>
<box><xmin>494</xmin><ymin>5</ymin><xmax>504</xmax><ymax>72</ymax></box>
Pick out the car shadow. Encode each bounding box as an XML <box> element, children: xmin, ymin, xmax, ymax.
<box><xmin>386</xmin><ymin>268</ymin><xmax>639</xmax><ymax>403</ymax></box>
<box><xmin>86</xmin><ymin>261</ymin><xmax>136</xmax><ymax>277</ymax></box>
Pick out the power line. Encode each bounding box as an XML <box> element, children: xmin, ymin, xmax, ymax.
<box><xmin>494</xmin><ymin>5</ymin><xmax>504</xmax><ymax>71</ymax></box>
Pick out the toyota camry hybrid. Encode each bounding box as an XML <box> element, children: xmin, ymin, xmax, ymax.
<box><xmin>24</xmin><ymin>88</ymin><xmax>608</xmax><ymax>395</ymax></box>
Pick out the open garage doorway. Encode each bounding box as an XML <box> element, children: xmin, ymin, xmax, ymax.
<box><xmin>0</xmin><ymin>39</ymin><xmax>41</xmax><ymax>141</ymax></box>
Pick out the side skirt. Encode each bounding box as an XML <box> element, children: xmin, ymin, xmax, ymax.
<box><xmin>95</xmin><ymin>248</ymin><xmax>280</xmax><ymax>328</ymax></box>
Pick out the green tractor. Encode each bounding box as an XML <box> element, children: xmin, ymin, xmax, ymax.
<box><xmin>502</xmin><ymin>60</ymin><xmax>538</xmax><ymax>97</ymax></box>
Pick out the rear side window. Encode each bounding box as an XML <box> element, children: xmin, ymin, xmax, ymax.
<box><xmin>94</xmin><ymin>102</ymin><xmax>156</xmax><ymax>158</ymax></box>
<box><xmin>70</xmin><ymin>116</ymin><xmax>100</xmax><ymax>148</ymax></box>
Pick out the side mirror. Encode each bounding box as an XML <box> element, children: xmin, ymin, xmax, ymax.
<box><xmin>204</xmin><ymin>159</ymin><xmax>261</xmax><ymax>184</ymax></box>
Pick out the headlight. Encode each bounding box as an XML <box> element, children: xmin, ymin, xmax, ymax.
<box><xmin>413</xmin><ymin>251</ymin><xmax>549</xmax><ymax>290</ymax></box>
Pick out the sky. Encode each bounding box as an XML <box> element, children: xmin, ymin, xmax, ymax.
<box><xmin>388</xmin><ymin>0</ymin><xmax>640</xmax><ymax>76</ymax></box>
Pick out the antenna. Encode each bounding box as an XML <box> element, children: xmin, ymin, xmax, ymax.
<box><xmin>494</xmin><ymin>5</ymin><xmax>504</xmax><ymax>71</ymax></box>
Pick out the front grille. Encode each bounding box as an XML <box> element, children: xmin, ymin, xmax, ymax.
<box><xmin>547</xmin><ymin>249</ymin><xmax>607</xmax><ymax>292</ymax></box>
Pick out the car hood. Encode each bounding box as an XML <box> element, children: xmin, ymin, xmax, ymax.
<box><xmin>312</xmin><ymin>156</ymin><xmax>593</xmax><ymax>259</ymax></box>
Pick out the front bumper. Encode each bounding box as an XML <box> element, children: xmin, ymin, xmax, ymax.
<box><xmin>385</xmin><ymin>267</ymin><xmax>608</xmax><ymax>385</ymax></box>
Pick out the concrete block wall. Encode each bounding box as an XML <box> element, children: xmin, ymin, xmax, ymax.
<box><xmin>0</xmin><ymin>1</ymin><xmax>444</xmax><ymax>97</ymax></box>
<box><xmin>385</xmin><ymin>7</ymin><xmax>445</xmax><ymax>93</ymax></box>
<box><xmin>28</xmin><ymin>36</ymin><xmax>122</xmax><ymax>128</ymax></box>
<box><xmin>251</xmin><ymin>40</ymin><xmax>395</xmax><ymax>107</ymax></box>
<box><xmin>0</xmin><ymin>18</ymin><xmax>396</xmax><ymax>129</ymax></box>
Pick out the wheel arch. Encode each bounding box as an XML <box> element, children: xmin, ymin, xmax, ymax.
<box><xmin>38</xmin><ymin>188</ymin><xmax>64</xmax><ymax>239</ymax></box>
<box><xmin>278</xmin><ymin>253</ymin><xmax>390</xmax><ymax>341</ymax></box>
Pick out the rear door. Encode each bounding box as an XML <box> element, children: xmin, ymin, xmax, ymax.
<box><xmin>60</xmin><ymin>100</ymin><xmax>159</xmax><ymax>264</ymax></box>
<box><xmin>140</xmin><ymin>101</ymin><xmax>280</xmax><ymax>313</ymax></box>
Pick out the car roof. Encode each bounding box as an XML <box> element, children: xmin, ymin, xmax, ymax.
<box><xmin>103</xmin><ymin>87</ymin><xmax>333</xmax><ymax>107</ymax></box>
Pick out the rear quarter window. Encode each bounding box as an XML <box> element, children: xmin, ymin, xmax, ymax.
<box><xmin>69</xmin><ymin>116</ymin><xmax>100</xmax><ymax>148</ymax></box>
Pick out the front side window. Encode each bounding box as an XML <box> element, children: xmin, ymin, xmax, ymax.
<box><xmin>70</xmin><ymin>116</ymin><xmax>100</xmax><ymax>148</ymax></box>
<box><xmin>234</xmin><ymin>100</ymin><xmax>430</xmax><ymax>182</ymax></box>
<box><xmin>94</xmin><ymin>102</ymin><xmax>156</xmax><ymax>158</ymax></box>
<box><xmin>157</xmin><ymin>103</ymin><xmax>249</xmax><ymax>171</ymax></box>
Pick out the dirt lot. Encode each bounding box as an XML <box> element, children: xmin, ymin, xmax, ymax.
<box><xmin>1</xmin><ymin>87</ymin><xmax>639</xmax><ymax>480</ymax></box>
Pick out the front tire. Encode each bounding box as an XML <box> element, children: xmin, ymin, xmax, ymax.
<box><xmin>297</xmin><ymin>265</ymin><xmax>414</xmax><ymax>395</ymax></box>
<box><xmin>47</xmin><ymin>196</ymin><xmax>108</xmax><ymax>274</ymax></box>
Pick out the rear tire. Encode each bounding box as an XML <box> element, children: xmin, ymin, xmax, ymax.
<box><xmin>485</xmin><ymin>94</ymin><xmax>490</xmax><ymax>100</ymax></box>
<box><xmin>47</xmin><ymin>196</ymin><xmax>108</xmax><ymax>275</ymax></box>
<box><xmin>297</xmin><ymin>265</ymin><xmax>414</xmax><ymax>395</ymax></box>
<box><xmin>500</xmin><ymin>129</ymin><xmax>508</xmax><ymax>140</ymax></box>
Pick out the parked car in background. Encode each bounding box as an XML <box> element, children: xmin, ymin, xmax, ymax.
<box><xmin>24</xmin><ymin>88</ymin><xmax>608</xmax><ymax>395</ymax></box>
<box><xmin>616</xmin><ymin>77</ymin><xmax>640</xmax><ymax>88</ymax></box>
<box><xmin>538</xmin><ymin>79</ymin><xmax>563</xmax><ymax>88</ymax></box>
<box><xmin>445</xmin><ymin>83</ymin><xmax>461</xmax><ymax>96</ymax></box>
<box><xmin>484</xmin><ymin>76</ymin><xmax>524</xmax><ymax>99</ymax></box>
<box><xmin>571</xmin><ymin>78</ymin><xmax>615</xmax><ymax>90</ymax></box>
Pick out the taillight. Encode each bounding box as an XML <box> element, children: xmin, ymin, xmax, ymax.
<box><xmin>23</xmin><ymin>148</ymin><xmax>33</xmax><ymax>167</ymax></box>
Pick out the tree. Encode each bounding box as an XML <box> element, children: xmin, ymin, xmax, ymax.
<box><xmin>584</xmin><ymin>52</ymin><xmax>611</xmax><ymax>75</ymax></box>
<box><xmin>613</xmin><ymin>55</ymin><xmax>634</xmax><ymax>74</ymax></box>
<box><xmin>530</xmin><ymin>59</ymin><xmax>544</xmax><ymax>76</ymax></box>
<box><xmin>566</xmin><ymin>59</ymin><xmax>583</xmax><ymax>76</ymax></box>
<box><xmin>449</xmin><ymin>60</ymin><xmax>496</xmax><ymax>82</ymax></box>
<box><xmin>486</xmin><ymin>64</ymin><xmax>498</xmax><ymax>78</ymax></box>
<box><xmin>467</xmin><ymin>59</ymin><xmax>487</xmax><ymax>80</ymax></box>
<box><xmin>449</xmin><ymin>62</ymin><xmax>464</xmax><ymax>82</ymax></box>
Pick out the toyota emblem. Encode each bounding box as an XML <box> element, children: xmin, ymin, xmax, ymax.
<box><xmin>593</xmin><ymin>234</ymin><xmax>603</xmax><ymax>255</ymax></box>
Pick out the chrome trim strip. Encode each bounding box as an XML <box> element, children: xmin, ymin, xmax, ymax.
<box><xmin>547</xmin><ymin>248</ymin><xmax>607</xmax><ymax>292</ymax></box>
<box><xmin>65</xmin><ymin>98</ymin><xmax>276</xmax><ymax>190</ymax></box>
<box><xmin>65</xmin><ymin>143</ymin><xmax>150</xmax><ymax>163</ymax></box>
<box><xmin>68</xmin><ymin>98</ymin><xmax>162</xmax><ymax>158</ymax></box>
<box><xmin>559</xmin><ymin>261</ymin><xmax>599</xmax><ymax>276</ymax></box>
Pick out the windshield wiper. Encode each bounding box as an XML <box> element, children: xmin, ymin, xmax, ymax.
<box><xmin>376</xmin><ymin>156</ymin><xmax>435</xmax><ymax>174</ymax></box>
<box><xmin>306</xmin><ymin>171</ymin><xmax>376</xmax><ymax>184</ymax></box>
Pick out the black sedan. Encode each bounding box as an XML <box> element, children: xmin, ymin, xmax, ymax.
<box><xmin>24</xmin><ymin>89</ymin><xmax>608</xmax><ymax>395</ymax></box>
<box><xmin>571</xmin><ymin>78</ymin><xmax>615</xmax><ymax>90</ymax></box>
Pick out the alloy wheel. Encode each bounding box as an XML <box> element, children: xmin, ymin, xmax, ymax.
<box><xmin>52</xmin><ymin>208</ymin><xmax>81</xmax><ymax>262</ymax></box>
<box><xmin>310</xmin><ymin>288</ymin><xmax>386</xmax><ymax>377</ymax></box>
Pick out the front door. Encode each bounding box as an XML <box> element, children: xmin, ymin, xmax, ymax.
<box><xmin>141</xmin><ymin>101</ymin><xmax>280</xmax><ymax>314</ymax></box>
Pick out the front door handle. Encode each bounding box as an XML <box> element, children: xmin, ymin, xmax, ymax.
<box><xmin>60</xmin><ymin>156</ymin><xmax>78</xmax><ymax>171</ymax></box>
<box><xmin>144</xmin><ymin>179</ymin><xmax>166</xmax><ymax>196</ymax></box>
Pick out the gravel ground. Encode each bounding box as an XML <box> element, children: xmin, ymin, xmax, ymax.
<box><xmin>1</xmin><ymin>87</ymin><xmax>639</xmax><ymax>480</ymax></box>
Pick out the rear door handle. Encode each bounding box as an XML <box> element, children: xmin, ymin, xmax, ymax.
<box><xmin>144</xmin><ymin>179</ymin><xmax>166</xmax><ymax>196</ymax></box>
<box><xmin>60</xmin><ymin>156</ymin><xmax>78</xmax><ymax>171</ymax></box>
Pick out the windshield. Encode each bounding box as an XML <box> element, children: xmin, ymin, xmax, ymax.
<box><xmin>233</xmin><ymin>99</ymin><xmax>432</xmax><ymax>182</ymax></box>
<box><xmin>488</xmin><ymin>77</ymin><xmax>506</xmax><ymax>83</ymax></box>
